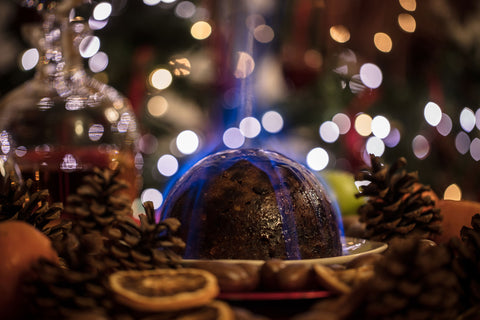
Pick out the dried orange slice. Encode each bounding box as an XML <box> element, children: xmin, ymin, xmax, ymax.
<box><xmin>173</xmin><ymin>300</ymin><xmax>235</xmax><ymax>320</ymax></box>
<box><xmin>109</xmin><ymin>268</ymin><xmax>219</xmax><ymax>312</ymax></box>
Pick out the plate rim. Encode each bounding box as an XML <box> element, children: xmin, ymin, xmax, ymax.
<box><xmin>218</xmin><ymin>290</ymin><xmax>333</xmax><ymax>301</ymax></box>
<box><xmin>182</xmin><ymin>236</ymin><xmax>388</xmax><ymax>266</ymax></box>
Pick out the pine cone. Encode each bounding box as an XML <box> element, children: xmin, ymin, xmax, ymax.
<box><xmin>341</xmin><ymin>238</ymin><xmax>462</xmax><ymax>320</ymax></box>
<box><xmin>22</xmin><ymin>258</ymin><xmax>114</xmax><ymax>319</ymax></box>
<box><xmin>23</xmin><ymin>200</ymin><xmax>185</xmax><ymax>318</ymax></box>
<box><xmin>64</xmin><ymin>167</ymin><xmax>133</xmax><ymax>233</ymax></box>
<box><xmin>0</xmin><ymin>177</ymin><xmax>70</xmax><ymax>242</ymax></box>
<box><xmin>102</xmin><ymin>201</ymin><xmax>185</xmax><ymax>271</ymax></box>
<box><xmin>450</xmin><ymin>214</ymin><xmax>480</xmax><ymax>313</ymax></box>
<box><xmin>355</xmin><ymin>154</ymin><xmax>442</xmax><ymax>242</ymax></box>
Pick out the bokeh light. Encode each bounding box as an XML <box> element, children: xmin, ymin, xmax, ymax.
<box><xmin>470</xmin><ymin>138</ymin><xmax>480</xmax><ymax>161</ymax></box>
<box><xmin>332</xmin><ymin>113</ymin><xmax>350</xmax><ymax>134</ymax></box>
<box><xmin>476</xmin><ymin>108</ymin><xmax>480</xmax><ymax>130</ymax></box>
<box><xmin>104</xmin><ymin>107</ymin><xmax>119</xmax><ymax>122</ymax></box>
<box><xmin>74</xmin><ymin>120</ymin><xmax>83</xmax><ymax>136</ymax></box>
<box><xmin>349</xmin><ymin>74</ymin><xmax>366</xmax><ymax>93</ymax></box>
<box><xmin>175</xmin><ymin>1</ymin><xmax>196</xmax><ymax>18</ymax></box>
<box><xmin>149</xmin><ymin>68</ymin><xmax>173</xmax><ymax>90</ymax></box>
<box><xmin>460</xmin><ymin>107</ymin><xmax>476</xmax><ymax>132</ymax></box>
<box><xmin>239</xmin><ymin>117</ymin><xmax>261</xmax><ymax>138</ymax></box>
<box><xmin>261</xmin><ymin>111</ymin><xmax>284</xmax><ymax>133</ymax></box>
<box><xmin>223</xmin><ymin>128</ymin><xmax>245</xmax><ymax>149</ymax></box>
<box><xmin>65</xmin><ymin>97</ymin><xmax>84</xmax><ymax>111</ymax></box>
<box><xmin>89</xmin><ymin>17</ymin><xmax>109</xmax><ymax>30</ymax></box>
<box><xmin>191</xmin><ymin>21</ymin><xmax>212</xmax><ymax>40</ymax></box>
<box><xmin>88</xmin><ymin>51</ymin><xmax>109</xmax><ymax>73</ymax></box>
<box><xmin>0</xmin><ymin>130</ymin><xmax>10</xmax><ymax>154</ymax></box>
<box><xmin>306</xmin><ymin>147</ymin><xmax>329</xmax><ymax>171</ymax></box>
<box><xmin>424</xmin><ymin>101</ymin><xmax>442</xmax><ymax>126</ymax></box>
<box><xmin>254</xmin><ymin>24</ymin><xmax>274</xmax><ymax>43</ymax></box>
<box><xmin>157</xmin><ymin>154</ymin><xmax>179</xmax><ymax>177</ymax></box>
<box><xmin>412</xmin><ymin>135</ymin><xmax>430</xmax><ymax>159</ymax></box>
<box><xmin>455</xmin><ymin>132</ymin><xmax>470</xmax><ymax>155</ymax></box>
<box><xmin>384</xmin><ymin>127</ymin><xmax>401</xmax><ymax>147</ymax></box>
<box><xmin>176</xmin><ymin>130</ymin><xmax>199</xmax><ymax>155</ymax></box>
<box><xmin>398</xmin><ymin>13</ymin><xmax>416</xmax><ymax>33</ymax></box>
<box><xmin>366</xmin><ymin>136</ymin><xmax>385</xmax><ymax>156</ymax></box>
<box><xmin>371</xmin><ymin>115</ymin><xmax>391</xmax><ymax>139</ymax></box>
<box><xmin>329</xmin><ymin>25</ymin><xmax>350</xmax><ymax>43</ymax></box>
<box><xmin>359</xmin><ymin>63</ymin><xmax>383</xmax><ymax>89</ymax></box>
<box><xmin>141</xmin><ymin>188</ymin><xmax>163</xmax><ymax>209</ymax></box>
<box><xmin>93</xmin><ymin>2</ymin><xmax>112</xmax><ymax>21</ymax></box>
<box><xmin>88</xmin><ymin>124</ymin><xmax>104</xmax><ymax>141</ymax></box>
<box><xmin>143</xmin><ymin>0</ymin><xmax>162</xmax><ymax>5</ymax></box>
<box><xmin>399</xmin><ymin>0</ymin><xmax>416</xmax><ymax>11</ymax></box>
<box><xmin>319</xmin><ymin>121</ymin><xmax>340</xmax><ymax>143</ymax></box>
<box><xmin>15</xmin><ymin>146</ymin><xmax>27</xmax><ymax>158</ymax></box>
<box><xmin>234</xmin><ymin>51</ymin><xmax>255</xmax><ymax>79</ymax></box>
<box><xmin>354</xmin><ymin>113</ymin><xmax>372</xmax><ymax>136</ymax></box>
<box><xmin>60</xmin><ymin>154</ymin><xmax>79</xmax><ymax>171</ymax></box>
<box><xmin>135</xmin><ymin>153</ymin><xmax>144</xmax><ymax>171</ymax></box>
<box><xmin>304</xmin><ymin>49</ymin><xmax>323</xmax><ymax>70</ymax></box>
<box><xmin>147</xmin><ymin>95</ymin><xmax>169</xmax><ymax>117</ymax></box>
<box><xmin>37</xmin><ymin>97</ymin><xmax>53</xmax><ymax>111</ymax></box>
<box><xmin>20</xmin><ymin>48</ymin><xmax>39</xmax><ymax>71</ymax></box>
<box><xmin>139</xmin><ymin>133</ymin><xmax>158</xmax><ymax>154</ymax></box>
<box><xmin>79</xmin><ymin>36</ymin><xmax>100</xmax><ymax>58</ymax></box>
<box><xmin>443</xmin><ymin>184</ymin><xmax>461</xmax><ymax>201</ymax></box>
<box><xmin>117</xmin><ymin>112</ymin><xmax>133</xmax><ymax>133</ymax></box>
<box><xmin>436</xmin><ymin>113</ymin><xmax>452</xmax><ymax>136</ymax></box>
<box><xmin>374</xmin><ymin>32</ymin><xmax>393</xmax><ymax>53</ymax></box>
<box><xmin>169</xmin><ymin>57</ymin><xmax>191</xmax><ymax>76</ymax></box>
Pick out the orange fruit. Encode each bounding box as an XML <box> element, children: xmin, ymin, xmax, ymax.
<box><xmin>109</xmin><ymin>268</ymin><xmax>220</xmax><ymax>312</ymax></box>
<box><xmin>0</xmin><ymin>221</ymin><xmax>58</xmax><ymax>319</ymax></box>
<box><xmin>433</xmin><ymin>199</ymin><xmax>480</xmax><ymax>244</ymax></box>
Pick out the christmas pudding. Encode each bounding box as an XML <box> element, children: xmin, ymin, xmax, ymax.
<box><xmin>160</xmin><ymin>148</ymin><xmax>343</xmax><ymax>260</ymax></box>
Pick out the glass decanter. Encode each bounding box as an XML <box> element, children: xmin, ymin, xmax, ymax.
<box><xmin>0</xmin><ymin>1</ymin><xmax>140</xmax><ymax>204</ymax></box>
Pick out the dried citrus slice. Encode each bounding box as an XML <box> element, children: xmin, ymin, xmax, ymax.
<box><xmin>173</xmin><ymin>300</ymin><xmax>235</xmax><ymax>320</ymax></box>
<box><xmin>109</xmin><ymin>268</ymin><xmax>219</xmax><ymax>312</ymax></box>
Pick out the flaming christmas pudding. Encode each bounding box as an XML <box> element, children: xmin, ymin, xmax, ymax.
<box><xmin>160</xmin><ymin>148</ymin><xmax>343</xmax><ymax>260</ymax></box>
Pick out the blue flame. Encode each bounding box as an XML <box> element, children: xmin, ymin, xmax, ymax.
<box><xmin>160</xmin><ymin>148</ymin><xmax>344</xmax><ymax>260</ymax></box>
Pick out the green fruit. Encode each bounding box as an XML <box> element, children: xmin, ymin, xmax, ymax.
<box><xmin>322</xmin><ymin>170</ymin><xmax>365</xmax><ymax>216</ymax></box>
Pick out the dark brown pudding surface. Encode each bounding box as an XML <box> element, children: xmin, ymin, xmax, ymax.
<box><xmin>160</xmin><ymin>149</ymin><xmax>342</xmax><ymax>260</ymax></box>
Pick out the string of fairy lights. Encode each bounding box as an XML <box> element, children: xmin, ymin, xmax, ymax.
<box><xmin>15</xmin><ymin>0</ymin><xmax>478</xmax><ymax>206</ymax></box>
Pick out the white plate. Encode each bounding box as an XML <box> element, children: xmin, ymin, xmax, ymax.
<box><xmin>182</xmin><ymin>236</ymin><xmax>388</xmax><ymax>266</ymax></box>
